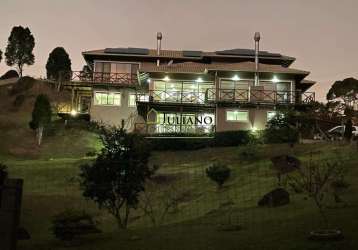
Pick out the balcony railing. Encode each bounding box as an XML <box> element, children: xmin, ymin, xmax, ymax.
<box><xmin>136</xmin><ymin>89</ymin><xmax>315</xmax><ymax>105</ymax></box>
<box><xmin>66</xmin><ymin>71</ymin><xmax>138</xmax><ymax>85</ymax></box>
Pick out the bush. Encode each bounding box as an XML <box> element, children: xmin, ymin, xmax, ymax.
<box><xmin>0</xmin><ymin>163</ymin><xmax>8</xmax><ymax>185</ymax></box>
<box><xmin>238</xmin><ymin>143</ymin><xmax>260</xmax><ymax>161</ymax></box>
<box><xmin>213</xmin><ymin>131</ymin><xmax>252</xmax><ymax>147</ymax></box>
<box><xmin>206</xmin><ymin>163</ymin><xmax>231</xmax><ymax>188</ymax></box>
<box><xmin>264</xmin><ymin>112</ymin><xmax>299</xmax><ymax>144</ymax></box>
<box><xmin>51</xmin><ymin>209</ymin><xmax>100</xmax><ymax>241</ymax></box>
<box><xmin>149</xmin><ymin>137</ymin><xmax>211</xmax><ymax>151</ymax></box>
<box><xmin>0</xmin><ymin>69</ymin><xmax>19</xmax><ymax>80</ymax></box>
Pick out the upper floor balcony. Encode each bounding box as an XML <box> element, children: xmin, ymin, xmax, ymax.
<box><xmin>137</xmin><ymin>88</ymin><xmax>315</xmax><ymax>106</ymax></box>
<box><xmin>66</xmin><ymin>71</ymin><xmax>138</xmax><ymax>85</ymax></box>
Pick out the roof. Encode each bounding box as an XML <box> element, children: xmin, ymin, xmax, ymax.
<box><xmin>82</xmin><ymin>48</ymin><xmax>295</xmax><ymax>62</ymax></box>
<box><xmin>139</xmin><ymin>61</ymin><xmax>309</xmax><ymax>75</ymax></box>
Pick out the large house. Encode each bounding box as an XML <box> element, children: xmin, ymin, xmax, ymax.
<box><xmin>62</xmin><ymin>32</ymin><xmax>315</xmax><ymax>136</ymax></box>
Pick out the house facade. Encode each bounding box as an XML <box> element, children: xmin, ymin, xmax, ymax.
<box><xmin>62</xmin><ymin>33</ymin><xmax>315</xmax><ymax>136</ymax></box>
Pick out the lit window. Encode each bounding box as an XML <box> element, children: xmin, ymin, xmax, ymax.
<box><xmin>226</xmin><ymin>110</ymin><xmax>248</xmax><ymax>122</ymax></box>
<box><xmin>94</xmin><ymin>92</ymin><xmax>121</xmax><ymax>106</ymax></box>
<box><xmin>129</xmin><ymin>94</ymin><xmax>137</xmax><ymax>107</ymax></box>
<box><xmin>267</xmin><ymin>111</ymin><xmax>277</xmax><ymax>121</ymax></box>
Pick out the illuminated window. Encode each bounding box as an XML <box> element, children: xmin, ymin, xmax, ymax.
<box><xmin>226</xmin><ymin>110</ymin><xmax>248</xmax><ymax>122</ymax></box>
<box><xmin>128</xmin><ymin>94</ymin><xmax>137</xmax><ymax>107</ymax></box>
<box><xmin>267</xmin><ymin>111</ymin><xmax>277</xmax><ymax>121</ymax></box>
<box><xmin>94</xmin><ymin>92</ymin><xmax>121</xmax><ymax>106</ymax></box>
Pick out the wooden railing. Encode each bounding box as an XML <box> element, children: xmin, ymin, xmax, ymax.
<box><xmin>66</xmin><ymin>71</ymin><xmax>138</xmax><ymax>85</ymax></box>
<box><xmin>136</xmin><ymin>89</ymin><xmax>315</xmax><ymax>105</ymax></box>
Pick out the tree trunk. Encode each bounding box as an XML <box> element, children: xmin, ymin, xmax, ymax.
<box><xmin>37</xmin><ymin>126</ymin><xmax>44</xmax><ymax>146</ymax></box>
<box><xmin>18</xmin><ymin>64</ymin><xmax>23</xmax><ymax>78</ymax></box>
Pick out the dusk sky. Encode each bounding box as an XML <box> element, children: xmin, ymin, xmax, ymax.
<box><xmin>1</xmin><ymin>0</ymin><xmax>358</xmax><ymax>101</ymax></box>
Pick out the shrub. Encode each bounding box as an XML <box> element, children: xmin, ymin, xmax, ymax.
<box><xmin>0</xmin><ymin>69</ymin><xmax>19</xmax><ymax>80</ymax></box>
<box><xmin>238</xmin><ymin>143</ymin><xmax>260</xmax><ymax>161</ymax></box>
<box><xmin>0</xmin><ymin>163</ymin><xmax>8</xmax><ymax>185</ymax></box>
<box><xmin>264</xmin><ymin>112</ymin><xmax>299</xmax><ymax>144</ymax></box>
<box><xmin>214</xmin><ymin>131</ymin><xmax>251</xmax><ymax>147</ymax></box>
<box><xmin>51</xmin><ymin>209</ymin><xmax>100</xmax><ymax>241</ymax></box>
<box><xmin>206</xmin><ymin>163</ymin><xmax>231</xmax><ymax>189</ymax></box>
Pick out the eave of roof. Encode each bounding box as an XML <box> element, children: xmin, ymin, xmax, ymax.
<box><xmin>139</xmin><ymin>62</ymin><xmax>309</xmax><ymax>75</ymax></box>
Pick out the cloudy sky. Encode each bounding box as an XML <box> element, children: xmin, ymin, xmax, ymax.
<box><xmin>1</xmin><ymin>0</ymin><xmax>358</xmax><ymax>101</ymax></box>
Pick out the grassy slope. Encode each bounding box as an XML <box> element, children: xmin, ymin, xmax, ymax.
<box><xmin>3</xmin><ymin>143</ymin><xmax>357</xmax><ymax>250</ymax></box>
<box><xmin>1</xmin><ymin>82</ymin><xmax>358</xmax><ymax>250</ymax></box>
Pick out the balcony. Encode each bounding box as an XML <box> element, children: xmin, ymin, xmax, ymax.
<box><xmin>67</xmin><ymin>71</ymin><xmax>138</xmax><ymax>85</ymax></box>
<box><xmin>137</xmin><ymin>89</ymin><xmax>315</xmax><ymax>105</ymax></box>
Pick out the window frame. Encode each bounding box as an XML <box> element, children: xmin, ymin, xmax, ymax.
<box><xmin>225</xmin><ymin>109</ymin><xmax>249</xmax><ymax>122</ymax></box>
<box><xmin>128</xmin><ymin>93</ymin><xmax>137</xmax><ymax>107</ymax></box>
<box><xmin>94</xmin><ymin>91</ymin><xmax>121</xmax><ymax>106</ymax></box>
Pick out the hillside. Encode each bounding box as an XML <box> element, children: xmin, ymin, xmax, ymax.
<box><xmin>0</xmin><ymin>77</ymin><xmax>100</xmax><ymax>159</ymax></box>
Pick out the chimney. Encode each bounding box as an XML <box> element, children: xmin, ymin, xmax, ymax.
<box><xmin>254</xmin><ymin>32</ymin><xmax>260</xmax><ymax>86</ymax></box>
<box><xmin>156</xmin><ymin>32</ymin><xmax>162</xmax><ymax>66</ymax></box>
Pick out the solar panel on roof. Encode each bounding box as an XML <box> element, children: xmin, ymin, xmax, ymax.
<box><xmin>215</xmin><ymin>49</ymin><xmax>281</xmax><ymax>58</ymax></box>
<box><xmin>183</xmin><ymin>50</ymin><xmax>202</xmax><ymax>57</ymax></box>
<box><xmin>104</xmin><ymin>47</ymin><xmax>149</xmax><ymax>55</ymax></box>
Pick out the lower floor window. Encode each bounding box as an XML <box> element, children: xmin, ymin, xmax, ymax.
<box><xmin>226</xmin><ymin>110</ymin><xmax>248</xmax><ymax>122</ymax></box>
<box><xmin>94</xmin><ymin>92</ymin><xmax>121</xmax><ymax>106</ymax></box>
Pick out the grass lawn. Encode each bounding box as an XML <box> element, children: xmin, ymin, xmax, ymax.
<box><xmin>2</xmin><ymin>138</ymin><xmax>358</xmax><ymax>250</ymax></box>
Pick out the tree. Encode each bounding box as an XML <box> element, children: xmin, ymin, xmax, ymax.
<box><xmin>29</xmin><ymin>94</ymin><xmax>52</xmax><ymax>146</ymax></box>
<box><xmin>206</xmin><ymin>163</ymin><xmax>231</xmax><ymax>189</ymax></box>
<box><xmin>79</xmin><ymin>127</ymin><xmax>156</xmax><ymax>229</ymax></box>
<box><xmin>46</xmin><ymin>47</ymin><xmax>72</xmax><ymax>81</ymax></box>
<box><xmin>0</xmin><ymin>49</ymin><xmax>2</xmax><ymax>64</ymax></box>
<box><xmin>5</xmin><ymin>26</ymin><xmax>35</xmax><ymax>77</ymax></box>
<box><xmin>327</xmin><ymin>78</ymin><xmax>358</xmax><ymax>113</ymax></box>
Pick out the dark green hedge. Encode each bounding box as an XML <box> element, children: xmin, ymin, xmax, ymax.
<box><xmin>148</xmin><ymin>130</ymin><xmax>253</xmax><ymax>151</ymax></box>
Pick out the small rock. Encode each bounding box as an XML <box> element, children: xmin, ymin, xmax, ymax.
<box><xmin>258</xmin><ymin>188</ymin><xmax>290</xmax><ymax>207</ymax></box>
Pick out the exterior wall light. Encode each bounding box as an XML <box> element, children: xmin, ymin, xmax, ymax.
<box><xmin>251</xmin><ymin>126</ymin><xmax>257</xmax><ymax>132</ymax></box>
<box><xmin>163</xmin><ymin>76</ymin><xmax>170</xmax><ymax>82</ymax></box>
<box><xmin>196</xmin><ymin>77</ymin><xmax>203</xmax><ymax>83</ymax></box>
<box><xmin>147</xmin><ymin>78</ymin><xmax>151</xmax><ymax>83</ymax></box>
<box><xmin>272</xmin><ymin>76</ymin><xmax>279</xmax><ymax>83</ymax></box>
<box><xmin>70</xmin><ymin>110</ymin><xmax>78</xmax><ymax>117</ymax></box>
<box><xmin>232</xmin><ymin>75</ymin><xmax>240</xmax><ymax>81</ymax></box>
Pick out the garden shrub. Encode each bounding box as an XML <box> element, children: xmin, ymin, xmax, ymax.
<box><xmin>51</xmin><ymin>209</ymin><xmax>100</xmax><ymax>241</ymax></box>
<box><xmin>238</xmin><ymin>143</ymin><xmax>260</xmax><ymax>161</ymax></box>
<box><xmin>206</xmin><ymin>163</ymin><xmax>231</xmax><ymax>188</ymax></box>
<box><xmin>213</xmin><ymin>130</ymin><xmax>252</xmax><ymax>147</ymax></box>
<box><xmin>264</xmin><ymin>112</ymin><xmax>299</xmax><ymax>144</ymax></box>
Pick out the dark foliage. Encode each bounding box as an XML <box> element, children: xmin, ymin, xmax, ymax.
<box><xmin>213</xmin><ymin>130</ymin><xmax>252</xmax><ymax>147</ymax></box>
<box><xmin>264</xmin><ymin>111</ymin><xmax>299</xmax><ymax>144</ymax></box>
<box><xmin>51</xmin><ymin>209</ymin><xmax>100</xmax><ymax>241</ymax></box>
<box><xmin>327</xmin><ymin>78</ymin><xmax>358</xmax><ymax>109</ymax></box>
<box><xmin>344</xmin><ymin>119</ymin><xmax>353</xmax><ymax>141</ymax></box>
<box><xmin>79</xmin><ymin>127</ymin><xmax>156</xmax><ymax>228</ymax></box>
<box><xmin>258</xmin><ymin>188</ymin><xmax>290</xmax><ymax>207</ymax></box>
<box><xmin>46</xmin><ymin>47</ymin><xmax>72</xmax><ymax>81</ymax></box>
<box><xmin>206</xmin><ymin>163</ymin><xmax>231</xmax><ymax>188</ymax></box>
<box><xmin>0</xmin><ymin>49</ymin><xmax>2</xmax><ymax>63</ymax></box>
<box><xmin>0</xmin><ymin>163</ymin><xmax>8</xmax><ymax>185</ymax></box>
<box><xmin>29</xmin><ymin>94</ymin><xmax>52</xmax><ymax>130</ymax></box>
<box><xmin>0</xmin><ymin>69</ymin><xmax>19</xmax><ymax>80</ymax></box>
<box><xmin>5</xmin><ymin>26</ymin><xmax>35</xmax><ymax>77</ymax></box>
